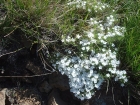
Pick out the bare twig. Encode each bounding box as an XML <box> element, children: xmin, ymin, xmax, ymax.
<box><xmin>98</xmin><ymin>93</ymin><xmax>101</xmax><ymax>99</ymax></box>
<box><xmin>128</xmin><ymin>89</ymin><xmax>130</xmax><ymax>105</ymax></box>
<box><xmin>0</xmin><ymin>73</ymin><xmax>52</xmax><ymax>78</ymax></box>
<box><xmin>119</xmin><ymin>100</ymin><xmax>123</xmax><ymax>105</ymax></box>
<box><xmin>4</xmin><ymin>25</ymin><xmax>19</xmax><ymax>37</ymax></box>
<box><xmin>0</xmin><ymin>47</ymin><xmax>24</xmax><ymax>58</ymax></box>
<box><xmin>112</xmin><ymin>87</ymin><xmax>116</xmax><ymax>105</ymax></box>
<box><xmin>106</xmin><ymin>80</ymin><xmax>109</xmax><ymax>94</ymax></box>
<box><xmin>39</xmin><ymin>51</ymin><xmax>56</xmax><ymax>72</ymax></box>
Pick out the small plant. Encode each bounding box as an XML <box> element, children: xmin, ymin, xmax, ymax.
<box><xmin>45</xmin><ymin>0</ymin><xmax>128</xmax><ymax>100</ymax></box>
<box><xmin>0</xmin><ymin>0</ymin><xmax>129</xmax><ymax>101</ymax></box>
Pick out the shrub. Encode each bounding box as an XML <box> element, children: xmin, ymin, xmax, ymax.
<box><xmin>45</xmin><ymin>0</ymin><xmax>128</xmax><ymax>100</ymax></box>
<box><xmin>0</xmin><ymin>0</ymin><xmax>128</xmax><ymax>101</ymax></box>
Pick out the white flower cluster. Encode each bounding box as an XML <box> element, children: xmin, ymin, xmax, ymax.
<box><xmin>67</xmin><ymin>0</ymin><xmax>109</xmax><ymax>12</ymax></box>
<box><xmin>52</xmin><ymin>48</ymin><xmax>127</xmax><ymax>100</ymax></box>
<box><xmin>48</xmin><ymin>0</ymin><xmax>127</xmax><ymax>100</ymax></box>
<box><xmin>52</xmin><ymin>52</ymin><xmax>104</xmax><ymax>100</ymax></box>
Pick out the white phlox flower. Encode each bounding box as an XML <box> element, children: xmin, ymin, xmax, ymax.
<box><xmin>48</xmin><ymin>0</ymin><xmax>128</xmax><ymax>101</ymax></box>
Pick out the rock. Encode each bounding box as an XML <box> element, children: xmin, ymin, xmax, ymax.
<box><xmin>39</xmin><ymin>81</ymin><xmax>52</xmax><ymax>93</ymax></box>
<box><xmin>18</xmin><ymin>100</ymin><xmax>34</xmax><ymax>105</ymax></box>
<box><xmin>49</xmin><ymin>72</ymin><xmax>70</xmax><ymax>91</ymax></box>
<box><xmin>0</xmin><ymin>46</ymin><xmax>8</xmax><ymax>66</ymax></box>
<box><xmin>89</xmin><ymin>83</ymin><xmax>128</xmax><ymax>105</ymax></box>
<box><xmin>5</xmin><ymin>88</ymin><xmax>41</xmax><ymax>105</ymax></box>
<box><xmin>20</xmin><ymin>35</ymin><xmax>32</xmax><ymax>48</ymax></box>
<box><xmin>26</xmin><ymin>61</ymin><xmax>43</xmax><ymax>74</ymax></box>
<box><xmin>18</xmin><ymin>98</ymin><xmax>40</xmax><ymax>105</ymax></box>
<box><xmin>80</xmin><ymin>100</ymin><xmax>89</xmax><ymax>105</ymax></box>
<box><xmin>21</xmin><ymin>77</ymin><xmax>32</xmax><ymax>83</ymax></box>
<box><xmin>0</xmin><ymin>88</ymin><xmax>7</xmax><ymax>105</ymax></box>
<box><xmin>59</xmin><ymin>90</ymin><xmax>80</xmax><ymax>104</ymax></box>
<box><xmin>48</xmin><ymin>89</ymin><xmax>68</xmax><ymax>105</ymax></box>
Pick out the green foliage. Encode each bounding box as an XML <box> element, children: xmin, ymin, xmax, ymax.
<box><xmin>0</xmin><ymin>0</ymin><xmax>61</xmax><ymax>48</ymax></box>
<box><xmin>119</xmin><ymin>0</ymin><xmax>140</xmax><ymax>85</ymax></box>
